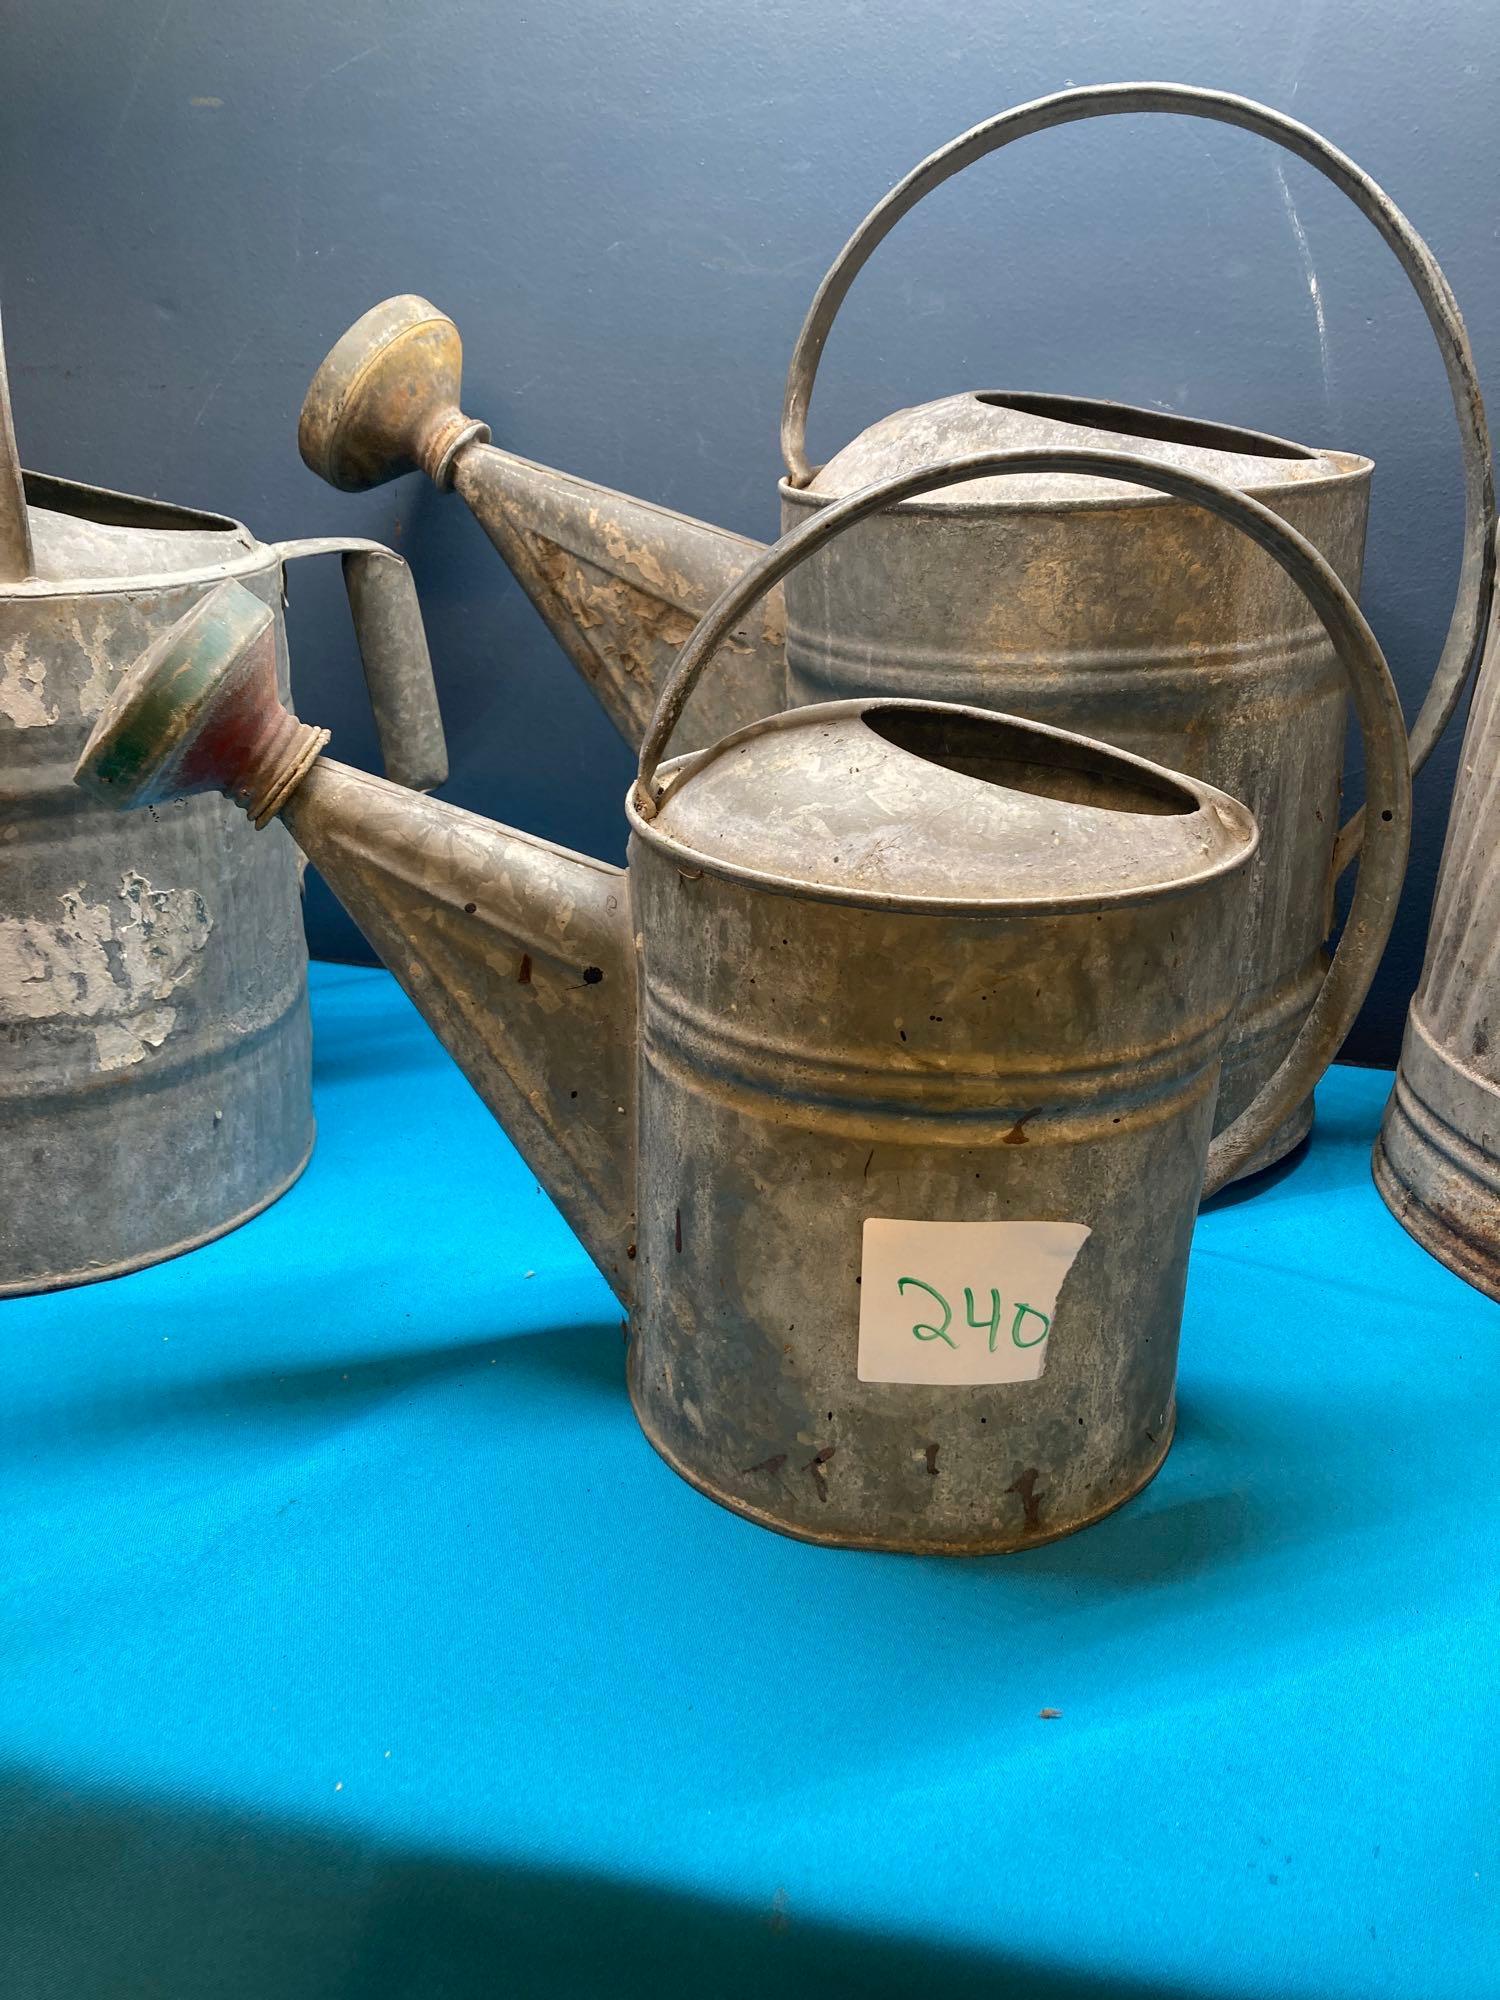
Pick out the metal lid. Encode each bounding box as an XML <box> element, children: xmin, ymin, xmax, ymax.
<box><xmin>15</xmin><ymin>473</ymin><xmax>255</xmax><ymax>587</ymax></box>
<box><xmin>802</xmin><ymin>391</ymin><xmax>1367</xmax><ymax>508</ymax></box>
<box><xmin>638</xmin><ymin>698</ymin><xmax>1256</xmax><ymax>907</ymax></box>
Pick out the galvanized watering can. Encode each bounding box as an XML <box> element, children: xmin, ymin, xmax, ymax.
<box><xmin>296</xmin><ymin>82</ymin><xmax>1491</xmax><ymax>1183</ymax></box>
<box><xmin>0</xmin><ymin>313</ymin><xmax>445</xmax><ymax>1294</ymax></box>
<box><xmin>1376</xmin><ymin>525</ymin><xmax>1500</xmax><ymax>1299</ymax></box>
<box><xmin>77</xmin><ymin>449</ymin><xmax>1409</xmax><ymax>1551</ymax></box>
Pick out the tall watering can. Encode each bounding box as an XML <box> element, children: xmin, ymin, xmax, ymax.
<box><xmin>297</xmin><ymin>83</ymin><xmax>1491</xmax><ymax>1181</ymax></box>
<box><xmin>78</xmin><ymin>449</ymin><xmax>1409</xmax><ymax>1552</ymax></box>
<box><xmin>1376</xmin><ymin>528</ymin><xmax>1500</xmax><ymax>1299</ymax></box>
<box><xmin>0</xmin><ymin>312</ymin><xmax>445</xmax><ymax>1294</ymax></box>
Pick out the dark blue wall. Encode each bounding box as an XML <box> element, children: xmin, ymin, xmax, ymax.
<box><xmin>3</xmin><ymin>0</ymin><xmax>1495</xmax><ymax>1064</ymax></box>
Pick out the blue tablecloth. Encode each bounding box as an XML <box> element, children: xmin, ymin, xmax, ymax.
<box><xmin>3</xmin><ymin>963</ymin><xmax>1496</xmax><ymax>1999</ymax></box>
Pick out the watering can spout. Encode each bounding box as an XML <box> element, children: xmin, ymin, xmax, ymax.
<box><xmin>74</xmin><ymin>581</ymin><xmax>639</xmax><ymax>1302</ymax></box>
<box><xmin>298</xmin><ymin>295</ymin><xmax>786</xmax><ymax>751</ymax></box>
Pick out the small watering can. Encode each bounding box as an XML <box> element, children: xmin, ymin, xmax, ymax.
<box><xmin>1377</xmin><ymin>524</ymin><xmax>1500</xmax><ymax>1299</ymax></box>
<box><xmin>77</xmin><ymin>449</ymin><xmax>1409</xmax><ymax>1552</ymax></box>
<box><xmin>0</xmin><ymin>308</ymin><xmax>445</xmax><ymax>1293</ymax></box>
<box><xmin>295</xmin><ymin>83</ymin><xmax>1491</xmax><ymax>1183</ymax></box>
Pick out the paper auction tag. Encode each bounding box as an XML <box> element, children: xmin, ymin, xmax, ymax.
<box><xmin>857</xmin><ymin>1218</ymin><xmax>1091</xmax><ymax>1386</ymax></box>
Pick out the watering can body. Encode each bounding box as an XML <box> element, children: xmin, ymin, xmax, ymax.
<box><xmin>296</xmin><ymin>85</ymin><xmax>1490</xmax><ymax>1182</ymax></box>
<box><xmin>1376</xmin><ymin>537</ymin><xmax>1500</xmax><ymax>1299</ymax></box>
<box><xmin>74</xmin><ymin>587</ymin><xmax>1264</xmax><ymax>1551</ymax></box>
<box><xmin>625</xmin><ymin>703</ymin><xmax>1256</xmax><ymax>1546</ymax></box>
<box><xmin>75</xmin><ymin>445</ymin><xmax>1410</xmax><ymax>1551</ymax></box>
<box><xmin>0</xmin><ymin>323</ymin><xmax>445</xmax><ymax>1294</ymax></box>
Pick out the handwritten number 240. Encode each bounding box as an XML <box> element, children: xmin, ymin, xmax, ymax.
<box><xmin>896</xmin><ymin>1278</ymin><xmax>1050</xmax><ymax>1352</ymax></box>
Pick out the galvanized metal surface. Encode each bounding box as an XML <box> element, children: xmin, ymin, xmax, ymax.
<box><xmin>0</xmin><ymin>480</ymin><xmax>313</xmax><ymax>1294</ymax></box>
<box><xmin>76</xmin><ymin>441</ymin><xmax>1407</xmax><ymax>1551</ymax></box>
<box><xmin>273</xmin><ymin>537</ymin><xmax>447</xmax><ymax>794</ymax></box>
<box><xmin>293</xmin><ymin>88</ymin><xmax>1486</xmax><ymax>1184</ymax></box>
<box><xmin>1375</xmin><ymin>529</ymin><xmax>1500</xmax><ymax>1300</ymax></box>
<box><xmin>629</xmin><ymin>718</ymin><xmax>1253</xmax><ymax>1550</ymax></box>
<box><xmin>0</xmin><ymin>316</ymin><xmax>445</xmax><ymax>1294</ymax></box>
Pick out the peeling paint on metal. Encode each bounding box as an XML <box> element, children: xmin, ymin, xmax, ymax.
<box><xmin>0</xmin><ymin>637</ymin><xmax>58</xmax><ymax>727</ymax></box>
<box><xmin>68</xmin><ymin>610</ymin><xmax>117</xmax><ymax>718</ymax></box>
<box><xmin>0</xmin><ymin>871</ymin><xmax>212</xmax><ymax>1070</ymax></box>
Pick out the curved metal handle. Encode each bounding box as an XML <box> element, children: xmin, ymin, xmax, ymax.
<box><xmin>273</xmin><ymin>537</ymin><xmax>448</xmax><ymax>792</ymax></box>
<box><xmin>780</xmin><ymin>81</ymin><xmax>1494</xmax><ymax>807</ymax></box>
<box><xmin>637</xmin><ymin>447</ymin><xmax>1410</xmax><ymax>1196</ymax></box>
<box><xmin>0</xmin><ymin>307</ymin><xmax>34</xmax><ymax>583</ymax></box>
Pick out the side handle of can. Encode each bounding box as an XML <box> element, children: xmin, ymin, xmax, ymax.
<box><xmin>274</xmin><ymin>536</ymin><xmax>448</xmax><ymax>793</ymax></box>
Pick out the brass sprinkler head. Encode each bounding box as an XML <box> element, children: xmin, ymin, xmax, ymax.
<box><xmin>298</xmin><ymin>294</ymin><xmax>490</xmax><ymax>494</ymax></box>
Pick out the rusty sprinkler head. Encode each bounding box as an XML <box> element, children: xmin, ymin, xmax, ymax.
<box><xmin>298</xmin><ymin>294</ymin><xmax>491</xmax><ymax>494</ymax></box>
<box><xmin>75</xmin><ymin>580</ymin><xmax>329</xmax><ymax>827</ymax></box>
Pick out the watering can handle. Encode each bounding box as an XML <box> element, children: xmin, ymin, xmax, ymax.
<box><xmin>273</xmin><ymin>537</ymin><xmax>448</xmax><ymax>792</ymax></box>
<box><xmin>779</xmin><ymin>80</ymin><xmax>1494</xmax><ymax>832</ymax></box>
<box><xmin>636</xmin><ymin>446</ymin><xmax>1410</xmax><ymax>1197</ymax></box>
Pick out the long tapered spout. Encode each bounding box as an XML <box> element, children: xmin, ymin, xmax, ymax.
<box><xmin>75</xmin><ymin>581</ymin><xmax>639</xmax><ymax>1303</ymax></box>
<box><xmin>0</xmin><ymin>307</ymin><xmax>35</xmax><ymax>582</ymax></box>
<box><xmin>298</xmin><ymin>295</ymin><xmax>785</xmax><ymax>751</ymax></box>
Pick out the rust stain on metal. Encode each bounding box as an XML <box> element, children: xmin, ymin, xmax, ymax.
<box><xmin>805</xmin><ymin>1445</ymin><xmax>837</xmax><ymax>1503</ymax></box>
<box><xmin>1007</xmin><ymin>1467</ymin><xmax>1044</xmax><ymax>1530</ymax></box>
<box><xmin>296</xmin><ymin>299</ymin><xmax>488</xmax><ymax>494</ymax></box>
<box><xmin>526</xmin><ymin>534</ymin><xmax>697</xmax><ymax>693</ymax></box>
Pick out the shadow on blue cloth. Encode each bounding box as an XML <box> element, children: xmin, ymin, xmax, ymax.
<box><xmin>1201</xmin><ymin>1072</ymin><xmax>1384</xmax><ymax>1214</ymax></box>
<box><xmin>31</xmin><ymin>1321</ymin><xmax>627</xmax><ymax>1447</ymax></box>
<box><xmin>306</xmin><ymin>962</ymin><xmax>460</xmax><ymax>1088</ymax></box>
<box><xmin>1198</xmin><ymin>1132</ymin><xmax>1310</xmax><ymax>1210</ymax></box>
<box><xmin>0</xmin><ymin>1767</ymin><xmax>1211</xmax><ymax>2000</ymax></box>
<box><xmin>22</xmin><ymin>1302</ymin><xmax>1401</xmax><ymax>1619</ymax></box>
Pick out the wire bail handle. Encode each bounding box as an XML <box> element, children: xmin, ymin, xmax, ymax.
<box><xmin>779</xmin><ymin>81</ymin><xmax>1493</xmax><ymax>821</ymax></box>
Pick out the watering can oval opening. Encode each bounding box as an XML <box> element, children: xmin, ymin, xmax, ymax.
<box><xmin>861</xmin><ymin>704</ymin><xmax>1197</xmax><ymax>814</ymax></box>
<box><xmin>9</xmin><ymin>469</ymin><xmax>268</xmax><ymax>599</ymax></box>
<box><xmin>626</xmin><ymin>696</ymin><xmax>1257</xmax><ymax>914</ymax></box>
<box><xmin>785</xmin><ymin>391</ymin><xmax>1373</xmax><ymax>514</ymax></box>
